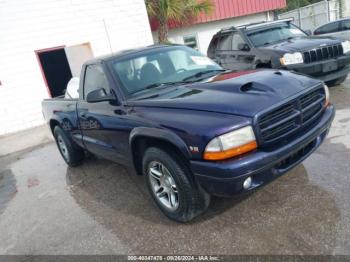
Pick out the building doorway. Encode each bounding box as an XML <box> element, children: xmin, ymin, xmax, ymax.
<box><xmin>35</xmin><ymin>43</ymin><xmax>94</xmax><ymax>98</ymax></box>
<box><xmin>36</xmin><ymin>46</ymin><xmax>72</xmax><ymax>97</ymax></box>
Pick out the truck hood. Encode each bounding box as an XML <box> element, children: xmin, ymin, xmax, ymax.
<box><xmin>262</xmin><ymin>36</ymin><xmax>342</xmax><ymax>53</ymax></box>
<box><xmin>129</xmin><ymin>70</ymin><xmax>321</xmax><ymax>117</ymax></box>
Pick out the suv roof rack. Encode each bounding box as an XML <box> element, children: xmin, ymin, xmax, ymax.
<box><xmin>217</xmin><ymin>18</ymin><xmax>294</xmax><ymax>34</ymax></box>
<box><xmin>238</xmin><ymin>18</ymin><xmax>294</xmax><ymax>30</ymax></box>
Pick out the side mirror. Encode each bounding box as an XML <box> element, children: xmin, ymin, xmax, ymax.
<box><xmin>86</xmin><ymin>88</ymin><xmax>116</xmax><ymax>103</ymax></box>
<box><xmin>304</xmin><ymin>29</ymin><xmax>312</xmax><ymax>36</ymax></box>
<box><xmin>238</xmin><ymin>43</ymin><xmax>250</xmax><ymax>51</ymax></box>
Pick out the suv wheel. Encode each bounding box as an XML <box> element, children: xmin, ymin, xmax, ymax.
<box><xmin>143</xmin><ymin>147</ymin><xmax>210</xmax><ymax>222</ymax></box>
<box><xmin>53</xmin><ymin>126</ymin><xmax>84</xmax><ymax>167</ymax></box>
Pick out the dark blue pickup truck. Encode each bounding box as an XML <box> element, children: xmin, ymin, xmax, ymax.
<box><xmin>42</xmin><ymin>45</ymin><xmax>335</xmax><ymax>222</ymax></box>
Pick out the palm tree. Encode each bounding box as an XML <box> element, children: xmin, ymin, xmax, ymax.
<box><xmin>146</xmin><ymin>0</ymin><xmax>214</xmax><ymax>43</ymax></box>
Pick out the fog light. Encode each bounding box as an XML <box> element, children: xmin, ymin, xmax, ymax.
<box><xmin>243</xmin><ymin>177</ymin><xmax>252</xmax><ymax>189</ymax></box>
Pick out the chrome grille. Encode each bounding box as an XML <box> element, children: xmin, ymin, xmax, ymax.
<box><xmin>257</xmin><ymin>86</ymin><xmax>325</xmax><ymax>144</ymax></box>
<box><xmin>303</xmin><ymin>44</ymin><xmax>343</xmax><ymax>63</ymax></box>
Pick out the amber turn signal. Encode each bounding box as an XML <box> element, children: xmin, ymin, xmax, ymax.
<box><xmin>203</xmin><ymin>141</ymin><xmax>258</xmax><ymax>161</ymax></box>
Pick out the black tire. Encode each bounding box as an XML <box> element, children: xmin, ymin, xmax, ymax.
<box><xmin>325</xmin><ymin>75</ymin><xmax>347</xmax><ymax>87</ymax></box>
<box><xmin>53</xmin><ymin>126</ymin><xmax>84</xmax><ymax>167</ymax></box>
<box><xmin>143</xmin><ymin>147</ymin><xmax>210</xmax><ymax>222</ymax></box>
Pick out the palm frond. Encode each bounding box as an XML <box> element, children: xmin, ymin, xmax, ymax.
<box><xmin>185</xmin><ymin>0</ymin><xmax>214</xmax><ymax>17</ymax></box>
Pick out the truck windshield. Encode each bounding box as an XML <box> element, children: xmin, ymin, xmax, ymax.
<box><xmin>247</xmin><ymin>23</ymin><xmax>306</xmax><ymax>47</ymax></box>
<box><xmin>109</xmin><ymin>46</ymin><xmax>222</xmax><ymax>97</ymax></box>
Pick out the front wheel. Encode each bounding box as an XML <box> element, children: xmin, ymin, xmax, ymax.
<box><xmin>325</xmin><ymin>75</ymin><xmax>347</xmax><ymax>87</ymax></box>
<box><xmin>143</xmin><ymin>147</ymin><xmax>210</xmax><ymax>222</ymax></box>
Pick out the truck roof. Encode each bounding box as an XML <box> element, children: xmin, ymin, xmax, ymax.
<box><xmin>84</xmin><ymin>44</ymin><xmax>180</xmax><ymax>65</ymax></box>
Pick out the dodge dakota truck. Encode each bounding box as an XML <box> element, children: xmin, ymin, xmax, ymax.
<box><xmin>42</xmin><ymin>45</ymin><xmax>335</xmax><ymax>222</ymax></box>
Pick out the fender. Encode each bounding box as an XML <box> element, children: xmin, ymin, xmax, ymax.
<box><xmin>49</xmin><ymin>113</ymin><xmax>76</xmax><ymax>132</ymax></box>
<box><xmin>129</xmin><ymin>127</ymin><xmax>192</xmax><ymax>160</ymax></box>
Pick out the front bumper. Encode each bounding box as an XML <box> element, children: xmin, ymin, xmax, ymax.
<box><xmin>191</xmin><ymin>105</ymin><xmax>335</xmax><ymax>197</ymax></box>
<box><xmin>285</xmin><ymin>55</ymin><xmax>350</xmax><ymax>82</ymax></box>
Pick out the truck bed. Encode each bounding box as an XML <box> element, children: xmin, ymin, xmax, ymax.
<box><xmin>42</xmin><ymin>98</ymin><xmax>78</xmax><ymax>126</ymax></box>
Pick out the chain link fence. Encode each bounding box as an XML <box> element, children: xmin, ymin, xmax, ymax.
<box><xmin>278</xmin><ymin>0</ymin><xmax>341</xmax><ymax>31</ymax></box>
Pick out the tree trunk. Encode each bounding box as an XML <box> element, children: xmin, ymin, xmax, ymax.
<box><xmin>158</xmin><ymin>20</ymin><xmax>169</xmax><ymax>43</ymax></box>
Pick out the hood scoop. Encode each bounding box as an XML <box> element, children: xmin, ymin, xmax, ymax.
<box><xmin>240</xmin><ymin>81</ymin><xmax>275</xmax><ymax>94</ymax></box>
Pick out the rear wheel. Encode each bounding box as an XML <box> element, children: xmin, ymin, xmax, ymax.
<box><xmin>53</xmin><ymin>126</ymin><xmax>84</xmax><ymax>167</ymax></box>
<box><xmin>143</xmin><ymin>147</ymin><xmax>210</xmax><ymax>222</ymax></box>
<box><xmin>325</xmin><ymin>75</ymin><xmax>347</xmax><ymax>87</ymax></box>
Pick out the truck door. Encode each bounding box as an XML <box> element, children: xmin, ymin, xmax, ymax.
<box><xmin>215</xmin><ymin>33</ymin><xmax>234</xmax><ymax>68</ymax></box>
<box><xmin>77</xmin><ymin>63</ymin><xmax>129</xmax><ymax>165</ymax></box>
<box><xmin>215</xmin><ymin>32</ymin><xmax>255</xmax><ymax>71</ymax></box>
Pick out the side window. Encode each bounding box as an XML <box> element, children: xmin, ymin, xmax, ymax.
<box><xmin>341</xmin><ymin>19</ymin><xmax>350</xmax><ymax>31</ymax></box>
<box><xmin>315</xmin><ymin>22</ymin><xmax>339</xmax><ymax>34</ymax></box>
<box><xmin>208</xmin><ymin>36</ymin><xmax>219</xmax><ymax>56</ymax></box>
<box><xmin>83</xmin><ymin>64</ymin><xmax>109</xmax><ymax>99</ymax></box>
<box><xmin>217</xmin><ymin>34</ymin><xmax>233</xmax><ymax>50</ymax></box>
<box><xmin>231</xmin><ymin>33</ymin><xmax>246</xmax><ymax>50</ymax></box>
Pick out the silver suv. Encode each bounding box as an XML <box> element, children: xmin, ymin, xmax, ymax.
<box><xmin>314</xmin><ymin>18</ymin><xmax>350</xmax><ymax>40</ymax></box>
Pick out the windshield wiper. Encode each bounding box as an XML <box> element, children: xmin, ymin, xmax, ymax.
<box><xmin>144</xmin><ymin>81</ymin><xmax>185</xmax><ymax>90</ymax></box>
<box><xmin>263</xmin><ymin>37</ymin><xmax>295</xmax><ymax>46</ymax></box>
<box><xmin>182</xmin><ymin>69</ymin><xmax>226</xmax><ymax>82</ymax></box>
<box><xmin>130</xmin><ymin>81</ymin><xmax>185</xmax><ymax>96</ymax></box>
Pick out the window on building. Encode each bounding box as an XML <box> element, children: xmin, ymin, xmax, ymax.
<box><xmin>183</xmin><ymin>35</ymin><xmax>199</xmax><ymax>50</ymax></box>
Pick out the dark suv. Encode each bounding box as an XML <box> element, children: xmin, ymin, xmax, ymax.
<box><xmin>208</xmin><ymin>19</ymin><xmax>350</xmax><ymax>86</ymax></box>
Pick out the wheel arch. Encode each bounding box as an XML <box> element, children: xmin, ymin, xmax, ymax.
<box><xmin>49</xmin><ymin>118</ymin><xmax>61</xmax><ymax>134</ymax></box>
<box><xmin>129</xmin><ymin>127</ymin><xmax>192</xmax><ymax>175</ymax></box>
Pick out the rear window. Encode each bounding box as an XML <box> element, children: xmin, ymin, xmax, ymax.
<box><xmin>208</xmin><ymin>37</ymin><xmax>219</xmax><ymax>56</ymax></box>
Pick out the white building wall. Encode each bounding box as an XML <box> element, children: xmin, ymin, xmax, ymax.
<box><xmin>343</xmin><ymin>0</ymin><xmax>350</xmax><ymax>17</ymax></box>
<box><xmin>152</xmin><ymin>12</ymin><xmax>272</xmax><ymax>55</ymax></box>
<box><xmin>0</xmin><ymin>0</ymin><xmax>153</xmax><ymax>136</ymax></box>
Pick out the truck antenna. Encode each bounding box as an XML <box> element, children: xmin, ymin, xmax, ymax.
<box><xmin>103</xmin><ymin>19</ymin><xmax>113</xmax><ymax>54</ymax></box>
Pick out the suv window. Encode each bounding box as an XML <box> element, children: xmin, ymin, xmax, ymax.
<box><xmin>315</xmin><ymin>21</ymin><xmax>339</xmax><ymax>35</ymax></box>
<box><xmin>217</xmin><ymin>34</ymin><xmax>232</xmax><ymax>50</ymax></box>
<box><xmin>231</xmin><ymin>33</ymin><xmax>246</xmax><ymax>50</ymax></box>
<box><xmin>247</xmin><ymin>23</ymin><xmax>306</xmax><ymax>47</ymax></box>
<box><xmin>208</xmin><ymin>36</ymin><xmax>219</xmax><ymax>56</ymax></box>
<box><xmin>341</xmin><ymin>19</ymin><xmax>350</xmax><ymax>31</ymax></box>
<box><xmin>83</xmin><ymin>64</ymin><xmax>109</xmax><ymax>99</ymax></box>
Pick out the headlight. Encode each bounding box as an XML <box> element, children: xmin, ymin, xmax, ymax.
<box><xmin>280</xmin><ymin>52</ymin><xmax>304</xmax><ymax>65</ymax></box>
<box><xmin>342</xmin><ymin>40</ymin><xmax>350</xmax><ymax>54</ymax></box>
<box><xmin>324</xmin><ymin>83</ymin><xmax>330</xmax><ymax>107</ymax></box>
<box><xmin>203</xmin><ymin>126</ymin><xmax>257</xmax><ymax>160</ymax></box>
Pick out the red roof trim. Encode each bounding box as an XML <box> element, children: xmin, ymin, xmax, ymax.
<box><xmin>150</xmin><ymin>0</ymin><xmax>286</xmax><ymax>31</ymax></box>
